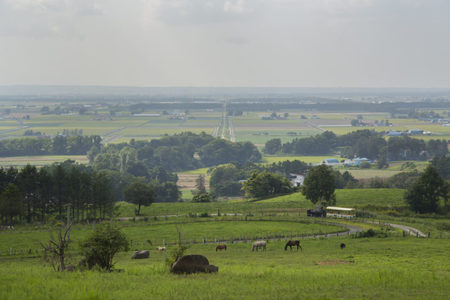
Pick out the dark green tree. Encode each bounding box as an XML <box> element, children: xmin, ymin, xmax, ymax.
<box><xmin>405</xmin><ymin>165</ymin><xmax>446</xmax><ymax>213</ymax></box>
<box><xmin>194</xmin><ymin>175</ymin><xmax>207</xmax><ymax>195</ymax></box>
<box><xmin>17</xmin><ymin>164</ymin><xmax>39</xmax><ymax>223</ymax></box>
<box><xmin>242</xmin><ymin>171</ymin><xmax>293</xmax><ymax>198</ymax></box>
<box><xmin>0</xmin><ymin>183</ymin><xmax>23</xmax><ymax>225</ymax></box>
<box><xmin>264</xmin><ymin>138</ymin><xmax>282</xmax><ymax>154</ymax></box>
<box><xmin>124</xmin><ymin>182</ymin><xmax>155</xmax><ymax>215</ymax></box>
<box><xmin>302</xmin><ymin>165</ymin><xmax>336</xmax><ymax>207</ymax></box>
<box><xmin>430</xmin><ymin>156</ymin><xmax>450</xmax><ymax>179</ymax></box>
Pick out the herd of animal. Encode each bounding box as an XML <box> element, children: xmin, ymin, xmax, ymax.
<box><xmin>214</xmin><ymin>241</ymin><xmax>346</xmax><ymax>252</ymax></box>
<box><xmin>150</xmin><ymin>241</ymin><xmax>346</xmax><ymax>254</ymax></box>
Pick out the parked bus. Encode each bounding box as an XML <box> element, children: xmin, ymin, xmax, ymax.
<box><xmin>325</xmin><ymin>206</ymin><xmax>355</xmax><ymax>219</ymax></box>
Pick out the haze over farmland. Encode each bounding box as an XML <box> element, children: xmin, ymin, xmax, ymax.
<box><xmin>0</xmin><ymin>1</ymin><xmax>449</xmax><ymax>300</ymax></box>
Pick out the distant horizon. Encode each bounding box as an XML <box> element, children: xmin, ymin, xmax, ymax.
<box><xmin>2</xmin><ymin>85</ymin><xmax>450</xmax><ymax>90</ymax></box>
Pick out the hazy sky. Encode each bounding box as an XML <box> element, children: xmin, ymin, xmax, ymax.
<box><xmin>0</xmin><ymin>0</ymin><xmax>449</xmax><ymax>87</ymax></box>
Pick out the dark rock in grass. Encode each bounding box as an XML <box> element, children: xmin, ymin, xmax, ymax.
<box><xmin>170</xmin><ymin>254</ymin><xmax>218</xmax><ymax>274</ymax></box>
<box><xmin>131</xmin><ymin>250</ymin><xmax>150</xmax><ymax>259</ymax></box>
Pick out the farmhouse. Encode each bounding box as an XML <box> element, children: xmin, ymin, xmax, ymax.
<box><xmin>288</xmin><ymin>173</ymin><xmax>305</xmax><ymax>187</ymax></box>
<box><xmin>344</xmin><ymin>157</ymin><xmax>371</xmax><ymax>166</ymax></box>
<box><xmin>387</xmin><ymin>131</ymin><xmax>403</xmax><ymax>137</ymax></box>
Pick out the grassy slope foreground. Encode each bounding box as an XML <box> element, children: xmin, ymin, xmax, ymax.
<box><xmin>1</xmin><ymin>238</ymin><xmax>448</xmax><ymax>299</ymax></box>
<box><xmin>0</xmin><ymin>187</ymin><xmax>449</xmax><ymax>299</ymax></box>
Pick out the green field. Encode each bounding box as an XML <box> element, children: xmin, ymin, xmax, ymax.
<box><xmin>0</xmin><ymin>184</ymin><xmax>449</xmax><ymax>299</ymax></box>
<box><xmin>0</xmin><ymin>219</ymin><xmax>343</xmax><ymax>254</ymax></box>
<box><xmin>1</xmin><ymin>235</ymin><xmax>448</xmax><ymax>299</ymax></box>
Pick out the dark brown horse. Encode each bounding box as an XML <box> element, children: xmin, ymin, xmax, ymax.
<box><xmin>284</xmin><ymin>240</ymin><xmax>302</xmax><ymax>251</ymax></box>
<box><xmin>216</xmin><ymin>244</ymin><xmax>227</xmax><ymax>251</ymax></box>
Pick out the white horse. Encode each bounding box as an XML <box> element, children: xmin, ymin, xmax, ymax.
<box><xmin>156</xmin><ymin>246</ymin><xmax>166</xmax><ymax>252</ymax></box>
<box><xmin>251</xmin><ymin>240</ymin><xmax>267</xmax><ymax>252</ymax></box>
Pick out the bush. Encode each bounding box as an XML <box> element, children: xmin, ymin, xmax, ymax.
<box><xmin>359</xmin><ymin>161</ymin><xmax>371</xmax><ymax>169</ymax></box>
<box><xmin>192</xmin><ymin>192</ymin><xmax>212</xmax><ymax>203</ymax></box>
<box><xmin>79</xmin><ymin>223</ymin><xmax>129</xmax><ymax>271</ymax></box>
<box><xmin>354</xmin><ymin>228</ymin><xmax>388</xmax><ymax>238</ymax></box>
<box><xmin>355</xmin><ymin>210</ymin><xmax>376</xmax><ymax>218</ymax></box>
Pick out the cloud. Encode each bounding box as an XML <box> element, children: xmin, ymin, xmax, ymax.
<box><xmin>147</xmin><ymin>0</ymin><xmax>256</xmax><ymax>25</ymax></box>
<box><xmin>225</xmin><ymin>36</ymin><xmax>248</xmax><ymax>45</ymax></box>
<box><xmin>224</xmin><ymin>0</ymin><xmax>248</xmax><ymax>14</ymax></box>
<box><xmin>0</xmin><ymin>0</ymin><xmax>104</xmax><ymax>37</ymax></box>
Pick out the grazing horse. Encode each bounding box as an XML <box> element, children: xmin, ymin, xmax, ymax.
<box><xmin>284</xmin><ymin>240</ymin><xmax>302</xmax><ymax>251</ymax></box>
<box><xmin>156</xmin><ymin>246</ymin><xmax>166</xmax><ymax>252</ymax></box>
<box><xmin>216</xmin><ymin>244</ymin><xmax>227</xmax><ymax>251</ymax></box>
<box><xmin>251</xmin><ymin>240</ymin><xmax>267</xmax><ymax>252</ymax></box>
<box><xmin>340</xmin><ymin>243</ymin><xmax>346</xmax><ymax>250</ymax></box>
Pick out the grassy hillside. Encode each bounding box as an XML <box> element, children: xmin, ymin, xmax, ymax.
<box><xmin>118</xmin><ymin>188</ymin><xmax>405</xmax><ymax>218</ymax></box>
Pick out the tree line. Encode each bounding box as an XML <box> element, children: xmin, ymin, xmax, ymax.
<box><xmin>264</xmin><ymin>130</ymin><xmax>448</xmax><ymax>162</ymax></box>
<box><xmin>0</xmin><ymin>161</ymin><xmax>114</xmax><ymax>225</ymax></box>
<box><xmin>91</xmin><ymin>132</ymin><xmax>261</xmax><ymax>175</ymax></box>
<box><xmin>0</xmin><ymin>135</ymin><xmax>102</xmax><ymax>157</ymax></box>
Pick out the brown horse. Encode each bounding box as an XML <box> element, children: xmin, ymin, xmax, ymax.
<box><xmin>284</xmin><ymin>240</ymin><xmax>302</xmax><ymax>251</ymax></box>
<box><xmin>216</xmin><ymin>244</ymin><xmax>227</xmax><ymax>251</ymax></box>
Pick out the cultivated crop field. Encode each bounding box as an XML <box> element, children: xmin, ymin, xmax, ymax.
<box><xmin>0</xmin><ymin>155</ymin><xmax>88</xmax><ymax>167</ymax></box>
<box><xmin>1</xmin><ymin>106</ymin><xmax>448</xmax><ymax>153</ymax></box>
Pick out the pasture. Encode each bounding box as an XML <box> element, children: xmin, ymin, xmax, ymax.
<box><xmin>0</xmin><ymin>234</ymin><xmax>448</xmax><ymax>299</ymax></box>
<box><xmin>0</xmin><ymin>186</ymin><xmax>449</xmax><ymax>299</ymax></box>
<box><xmin>0</xmin><ymin>219</ymin><xmax>341</xmax><ymax>254</ymax></box>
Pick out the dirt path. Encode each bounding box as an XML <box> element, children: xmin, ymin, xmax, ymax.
<box><xmin>373</xmin><ymin>221</ymin><xmax>427</xmax><ymax>237</ymax></box>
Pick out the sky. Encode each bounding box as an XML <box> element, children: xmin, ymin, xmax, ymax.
<box><xmin>0</xmin><ymin>0</ymin><xmax>449</xmax><ymax>88</ymax></box>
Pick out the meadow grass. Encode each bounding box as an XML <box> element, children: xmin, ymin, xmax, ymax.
<box><xmin>0</xmin><ymin>220</ymin><xmax>340</xmax><ymax>253</ymax></box>
<box><xmin>345</xmin><ymin>169</ymin><xmax>401</xmax><ymax>179</ymax></box>
<box><xmin>0</xmin><ymin>237</ymin><xmax>448</xmax><ymax>299</ymax></box>
<box><xmin>258</xmin><ymin>189</ymin><xmax>405</xmax><ymax>208</ymax></box>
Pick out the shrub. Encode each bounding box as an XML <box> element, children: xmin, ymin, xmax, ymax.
<box><xmin>354</xmin><ymin>228</ymin><xmax>388</xmax><ymax>238</ymax></box>
<box><xmin>192</xmin><ymin>192</ymin><xmax>212</xmax><ymax>203</ymax></box>
<box><xmin>79</xmin><ymin>223</ymin><xmax>129</xmax><ymax>271</ymax></box>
